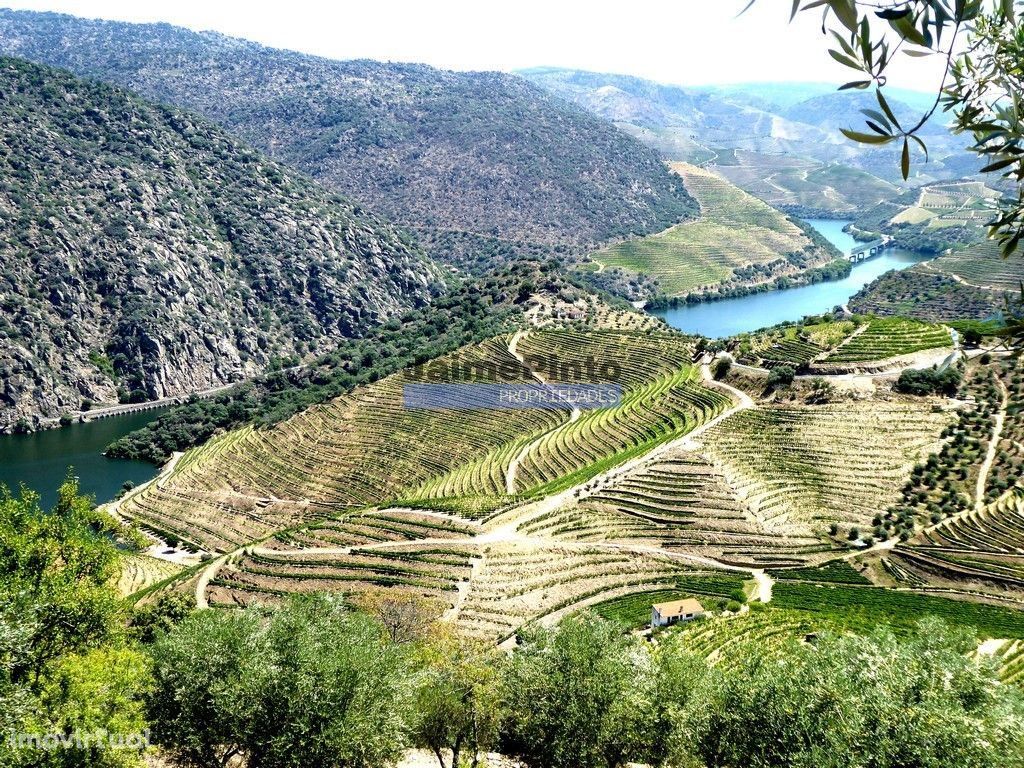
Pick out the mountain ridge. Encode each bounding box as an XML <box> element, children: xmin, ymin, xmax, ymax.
<box><xmin>0</xmin><ymin>9</ymin><xmax>698</xmax><ymax>266</ymax></box>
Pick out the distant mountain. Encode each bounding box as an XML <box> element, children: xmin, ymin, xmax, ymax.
<box><xmin>519</xmin><ymin>67</ymin><xmax>978</xmax><ymax>193</ymax></box>
<box><xmin>697</xmin><ymin>82</ymin><xmax>937</xmax><ymax>114</ymax></box>
<box><xmin>0</xmin><ymin>10</ymin><xmax>697</xmax><ymax>267</ymax></box>
<box><xmin>0</xmin><ymin>56</ymin><xmax>441</xmax><ymax>431</ymax></box>
<box><xmin>781</xmin><ymin>91</ymin><xmax>948</xmax><ymax>137</ymax></box>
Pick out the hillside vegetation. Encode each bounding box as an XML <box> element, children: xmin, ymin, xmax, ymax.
<box><xmin>591</xmin><ymin>164</ymin><xmax>829</xmax><ymax>297</ymax></box>
<box><xmin>713</xmin><ymin>148</ymin><xmax>899</xmax><ymax>215</ymax></box>
<box><xmin>0</xmin><ymin>57</ymin><xmax>439</xmax><ymax>432</ymax></box>
<box><xmin>850</xmin><ymin>239</ymin><xmax>1022</xmax><ymax>322</ymax></box>
<box><xmin>853</xmin><ymin>180</ymin><xmax>1000</xmax><ymax>253</ymax></box>
<box><xmin>0</xmin><ymin>10</ymin><xmax>697</xmax><ymax>266</ymax></box>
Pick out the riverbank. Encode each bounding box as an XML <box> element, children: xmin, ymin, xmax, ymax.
<box><xmin>0</xmin><ymin>407</ymin><xmax>172</xmax><ymax>508</ymax></box>
<box><xmin>651</xmin><ymin>219</ymin><xmax>930</xmax><ymax>338</ymax></box>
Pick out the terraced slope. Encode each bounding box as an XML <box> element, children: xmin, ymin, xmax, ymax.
<box><xmin>853</xmin><ymin>179</ymin><xmax>999</xmax><ymax>253</ymax></box>
<box><xmin>591</xmin><ymin>164</ymin><xmax>817</xmax><ymax>296</ymax></box>
<box><xmin>700</xmin><ymin>402</ymin><xmax>952</xmax><ymax>536</ymax></box>
<box><xmin>933</xmin><ymin>241</ymin><xmax>1024</xmax><ymax>292</ymax></box>
<box><xmin>849</xmin><ymin>266</ymin><xmax>1001</xmax><ymax>322</ymax></box>
<box><xmin>819</xmin><ymin>318</ymin><xmax>952</xmax><ymax>366</ymax></box>
<box><xmin>209</xmin><ymin>543</ymin><xmax>481</xmax><ymax>609</ymax></box>
<box><xmin>454</xmin><ymin>543</ymin><xmax>714</xmax><ymax>641</ymax></box>
<box><xmin>713</xmin><ymin>150</ymin><xmax>899</xmax><ymax>213</ymax></box>
<box><xmin>520</xmin><ymin>448</ymin><xmax>830</xmax><ymax>568</ymax></box>
<box><xmin>120</xmin><ymin>338</ymin><xmax>568</xmax><ymax>551</ymax></box>
<box><xmin>735</xmin><ymin>320</ymin><xmax>859</xmax><ymax>370</ymax></box>
<box><xmin>116</xmin><ymin>553</ymin><xmax>185</xmax><ymax>597</ymax></box>
<box><xmin>881</xmin><ymin>359</ymin><xmax>1024</xmax><ymax>602</ymax></box>
<box><xmin>121</xmin><ymin>330</ymin><xmax>730</xmax><ymax>552</ymax></box>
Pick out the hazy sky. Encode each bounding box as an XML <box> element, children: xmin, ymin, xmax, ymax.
<box><xmin>2</xmin><ymin>0</ymin><xmax>948</xmax><ymax>92</ymax></box>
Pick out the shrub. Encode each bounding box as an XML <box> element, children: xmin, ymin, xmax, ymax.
<box><xmin>712</xmin><ymin>357</ymin><xmax>732</xmax><ymax>380</ymax></box>
<box><xmin>766</xmin><ymin>365</ymin><xmax>795</xmax><ymax>390</ymax></box>
<box><xmin>895</xmin><ymin>366</ymin><xmax>962</xmax><ymax>396</ymax></box>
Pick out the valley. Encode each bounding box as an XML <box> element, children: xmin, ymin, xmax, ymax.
<box><xmin>2</xmin><ymin>4</ymin><xmax>1024</xmax><ymax>768</ymax></box>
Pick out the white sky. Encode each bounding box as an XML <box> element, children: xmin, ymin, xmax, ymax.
<box><xmin>1</xmin><ymin>0</ymin><xmax>949</xmax><ymax>92</ymax></box>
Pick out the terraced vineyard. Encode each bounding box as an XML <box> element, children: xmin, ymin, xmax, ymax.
<box><xmin>412</xmin><ymin>329</ymin><xmax>731</xmax><ymax>500</ymax></box>
<box><xmin>735</xmin><ymin>319</ymin><xmax>859</xmax><ymax>370</ymax></box>
<box><xmin>120</xmin><ymin>337</ymin><xmax>570</xmax><ymax>551</ymax></box>
<box><xmin>116</xmin><ymin>553</ymin><xmax>185</xmax><ymax>597</ymax></box>
<box><xmin>886</xmin><ymin>491</ymin><xmax>1024</xmax><ymax>598</ymax></box>
<box><xmin>208</xmin><ymin>543</ymin><xmax>480</xmax><ymax>609</ymax></box>
<box><xmin>819</xmin><ymin>317</ymin><xmax>952</xmax><ymax>365</ymax></box>
<box><xmin>454</xmin><ymin>543</ymin><xmax>714</xmax><ymax>640</ymax></box>
<box><xmin>271</xmin><ymin>508</ymin><xmax>480</xmax><ymax>550</ymax></box>
<box><xmin>712</xmin><ymin>149</ymin><xmax>898</xmax><ymax>212</ymax></box>
<box><xmin>669</xmin><ymin>608</ymin><xmax>825</xmax><ymax>664</ymax></box>
<box><xmin>772</xmin><ymin>581</ymin><xmax>1024</xmax><ymax>639</ymax></box>
<box><xmin>699</xmin><ymin>402</ymin><xmax>952</xmax><ymax>538</ymax></box>
<box><xmin>121</xmin><ymin>329</ymin><xmax>734</xmax><ymax>551</ymax></box>
<box><xmin>520</xmin><ymin>447</ymin><xmax>831</xmax><ymax>568</ymax></box>
<box><xmin>991</xmin><ymin>639</ymin><xmax>1024</xmax><ymax>688</ymax></box>
<box><xmin>878</xmin><ymin>358</ymin><xmax>1024</xmax><ymax>603</ymax></box>
<box><xmin>591</xmin><ymin>164</ymin><xmax>815</xmax><ymax>296</ymax></box>
<box><xmin>934</xmin><ymin>241</ymin><xmax>1024</xmax><ymax>292</ymax></box>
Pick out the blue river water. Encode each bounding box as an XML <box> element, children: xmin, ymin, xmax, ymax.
<box><xmin>651</xmin><ymin>219</ymin><xmax>927</xmax><ymax>338</ymax></box>
<box><xmin>0</xmin><ymin>409</ymin><xmax>168</xmax><ymax>509</ymax></box>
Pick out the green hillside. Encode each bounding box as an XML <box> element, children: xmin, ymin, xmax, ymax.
<box><xmin>592</xmin><ymin>164</ymin><xmax>822</xmax><ymax>296</ymax></box>
<box><xmin>0</xmin><ymin>9</ymin><xmax>697</xmax><ymax>267</ymax></box>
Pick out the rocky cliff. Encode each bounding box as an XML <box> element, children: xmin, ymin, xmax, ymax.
<box><xmin>0</xmin><ymin>57</ymin><xmax>441</xmax><ymax>431</ymax></box>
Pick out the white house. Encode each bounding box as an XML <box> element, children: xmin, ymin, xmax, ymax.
<box><xmin>651</xmin><ymin>598</ymin><xmax>706</xmax><ymax>629</ymax></box>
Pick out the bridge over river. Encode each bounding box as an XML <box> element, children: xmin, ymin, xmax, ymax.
<box><xmin>849</xmin><ymin>236</ymin><xmax>893</xmax><ymax>262</ymax></box>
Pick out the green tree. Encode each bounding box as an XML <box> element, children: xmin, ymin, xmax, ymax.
<box><xmin>0</xmin><ymin>481</ymin><xmax>151</xmax><ymax>768</ymax></box>
<box><xmin>411</xmin><ymin>627</ymin><xmax>503</xmax><ymax>768</ymax></box>
<box><xmin>687</xmin><ymin>618</ymin><xmax>1024</xmax><ymax>768</ymax></box>
<box><xmin>148</xmin><ymin>594</ymin><xmax>412</xmax><ymax>768</ymax></box>
<box><xmin>499</xmin><ymin>613</ymin><xmax>641</xmax><ymax>768</ymax></box>
<box><xmin>147</xmin><ymin>607</ymin><xmax>276</xmax><ymax>768</ymax></box>
<box><xmin>0</xmin><ymin>481</ymin><xmax>124</xmax><ymax>680</ymax></box>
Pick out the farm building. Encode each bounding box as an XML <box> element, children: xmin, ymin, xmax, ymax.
<box><xmin>651</xmin><ymin>597</ymin><xmax>705</xmax><ymax>628</ymax></box>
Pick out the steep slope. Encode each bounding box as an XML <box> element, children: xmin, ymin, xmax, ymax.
<box><xmin>852</xmin><ymin>179</ymin><xmax>1001</xmax><ymax>253</ymax></box>
<box><xmin>0</xmin><ymin>56</ymin><xmax>440</xmax><ymax>432</ymax></box>
<box><xmin>0</xmin><ymin>10</ymin><xmax>697</xmax><ymax>265</ymax></box>
<box><xmin>590</xmin><ymin>164</ymin><xmax>837</xmax><ymax>298</ymax></box>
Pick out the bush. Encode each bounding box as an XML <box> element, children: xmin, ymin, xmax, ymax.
<box><xmin>895</xmin><ymin>366</ymin><xmax>962</xmax><ymax>396</ymax></box>
<box><xmin>712</xmin><ymin>357</ymin><xmax>732</xmax><ymax>380</ymax></box>
<box><xmin>766</xmin><ymin>365</ymin><xmax>795</xmax><ymax>390</ymax></box>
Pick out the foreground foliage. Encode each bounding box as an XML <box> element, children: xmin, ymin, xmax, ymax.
<box><xmin>0</xmin><ymin>481</ymin><xmax>150</xmax><ymax>768</ymax></box>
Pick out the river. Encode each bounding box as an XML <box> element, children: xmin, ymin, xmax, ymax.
<box><xmin>651</xmin><ymin>219</ymin><xmax>927</xmax><ymax>338</ymax></box>
<box><xmin>0</xmin><ymin>409</ymin><xmax>167</xmax><ymax>509</ymax></box>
